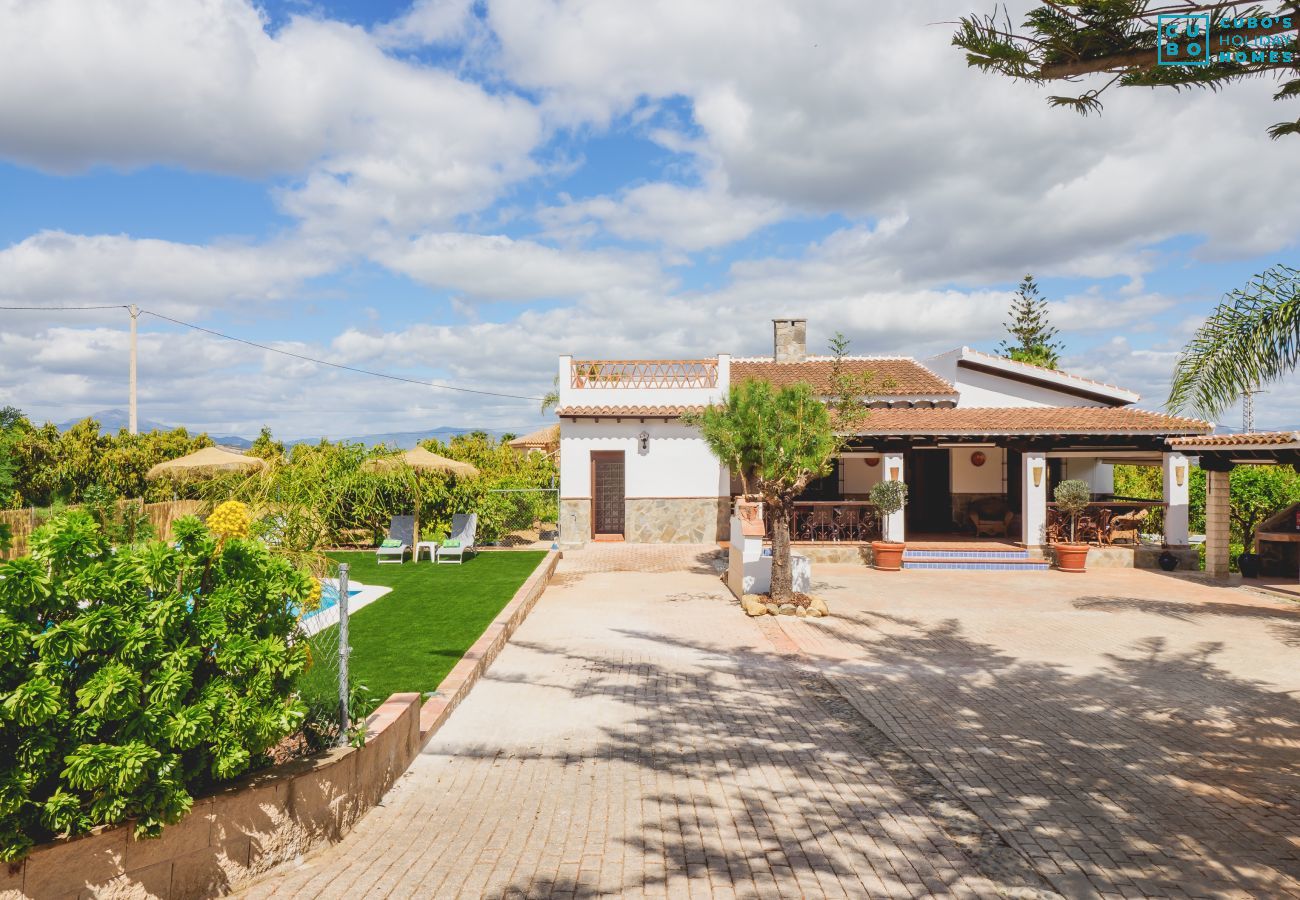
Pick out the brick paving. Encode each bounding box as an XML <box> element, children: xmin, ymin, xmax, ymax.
<box><xmin>243</xmin><ymin>547</ymin><xmax>1008</xmax><ymax>898</ymax></box>
<box><xmin>243</xmin><ymin>550</ymin><xmax>1300</xmax><ymax>899</ymax></box>
<box><xmin>784</xmin><ymin>566</ymin><xmax>1300</xmax><ymax>899</ymax></box>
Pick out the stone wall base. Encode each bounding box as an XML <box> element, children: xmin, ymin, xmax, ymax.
<box><xmin>560</xmin><ymin>497</ymin><xmax>728</xmax><ymax>544</ymax></box>
<box><xmin>625</xmin><ymin>498</ymin><xmax>728</xmax><ymax>543</ymax></box>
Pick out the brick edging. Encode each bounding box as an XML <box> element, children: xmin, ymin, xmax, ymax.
<box><xmin>417</xmin><ymin>548</ymin><xmax>562</xmax><ymax>743</ymax></box>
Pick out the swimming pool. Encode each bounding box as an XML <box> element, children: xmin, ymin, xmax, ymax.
<box><xmin>308</xmin><ymin>581</ymin><xmax>363</xmax><ymax>619</ymax></box>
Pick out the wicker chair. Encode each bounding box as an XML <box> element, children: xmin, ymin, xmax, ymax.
<box><xmin>1108</xmin><ymin>508</ymin><xmax>1148</xmax><ymax>544</ymax></box>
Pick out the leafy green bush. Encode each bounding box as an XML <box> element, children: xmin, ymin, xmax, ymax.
<box><xmin>0</xmin><ymin>510</ymin><xmax>312</xmax><ymax>861</ymax></box>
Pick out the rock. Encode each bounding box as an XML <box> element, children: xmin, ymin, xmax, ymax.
<box><xmin>808</xmin><ymin>596</ymin><xmax>830</xmax><ymax>616</ymax></box>
<box><xmin>765</xmin><ymin>603</ymin><xmax>780</xmax><ymax>615</ymax></box>
<box><xmin>740</xmin><ymin>596</ymin><xmax>768</xmax><ymax>617</ymax></box>
<box><xmin>806</xmin><ymin>607</ymin><xmax>824</xmax><ymax>618</ymax></box>
<box><xmin>795</xmin><ymin>607</ymin><xmax>807</xmax><ymax>617</ymax></box>
<box><xmin>777</xmin><ymin>604</ymin><xmax>797</xmax><ymax>616</ymax></box>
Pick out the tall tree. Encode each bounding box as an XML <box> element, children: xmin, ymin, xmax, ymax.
<box><xmin>1168</xmin><ymin>264</ymin><xmax>1300</xmax><ymax>418</ymax></box>
<box><xmin>954</xmin><ymin>3</ymin><xmax>1300</xmax><ymax>138</ymax></box>
<box><xmin>690</xmin><ymin>333</ymin><xmax>874</xmax><ymax>602</ymax></box>
<box><xmin>1000</xmin><ymin>274</ymin><xmax>1063</xmax><ymax>368</ymax></box>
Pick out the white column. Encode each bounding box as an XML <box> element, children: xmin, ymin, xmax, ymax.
<box><xmin>882</xmin><ymin>451</ymin><xmax>905</xmax><ymax>542</ymax></box>
<box><xmin>1021</xmin><ymin>451</ymin><xmax>1047</xmax><ymax>547</ymax></box>
<box><xmin>1205</xmin><ymin>469</ymin><xmax>1232</xmax><ymax>578</ymax></box>
<box><xmin>1162</xmin><ymin>452</ymin><xmax>1190</xmax><ymax>546</ymax></box>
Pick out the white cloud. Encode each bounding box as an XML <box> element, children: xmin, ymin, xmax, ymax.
<box><xmin>540</xmin><ymin>180</ymin><xmax>785</xmax><ymax>251</ymax></box>
<box><xmin>0</xmin><ymin>0</ymin><xmax>542</xmax><ymax>237</ymax></box>
<box><xmin>0</xmin><ymin>231</ymin><xmax>335</xmax><ymax>321</ymax></box>
<box><xmin>373</xmin><ymin>232</ymin><xmax>667</xmax><ymax>300</ymax></box>
<box><xmin>484</xmin><ymin>0</ymin><xmax>1300</xmax><ymax>283</ymax></box>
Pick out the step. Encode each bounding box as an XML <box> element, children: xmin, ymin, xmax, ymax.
<box><xmin>904</xmin><ymin>548</ymin><xmax>1030</xmax><ymax>560</ymax></box>
<box><xmin>902</xmin><ymin>557</ymin><xmax>1051</xmax><ymax>571</ymax></box>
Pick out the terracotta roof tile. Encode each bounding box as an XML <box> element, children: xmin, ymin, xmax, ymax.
<box><xmin>731</xmin><ymin>357</ymin><xmax>955</xmax><ymax>395</ymax></box>
<box><xmin>508</xmin><ymin>423</ymin><xmax>560</xmax><ymax>448</ymax></box>
<box><xmin>1167</xmin><ymin>431</ymin><xmax>1300</xmax><ymax>447</ymax></box>
<box><xmin>846</xmin><ymin>406</ymin><xmax>1210</xmax><ymax>435</ymax></box>
<box><xmin>557</xmin><ymin>405</ymin><xmax>705</xmax><ymax>417</ymax></box>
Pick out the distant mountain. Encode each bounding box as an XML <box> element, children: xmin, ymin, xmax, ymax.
<box><xmin>305</xmin><ymin>427</ymin><xmax>509</xmax><ymax>450</ymax></box>
<box><xmin>55</xmin><ymin>410</ymin><xmax>506</xmax><ymax>449</ymax></box>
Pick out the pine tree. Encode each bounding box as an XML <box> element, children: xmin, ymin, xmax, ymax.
<box><xmin>999</xmin><ymin>274</ymin><xmax>1063</xmax><ymax>369</ymax></box>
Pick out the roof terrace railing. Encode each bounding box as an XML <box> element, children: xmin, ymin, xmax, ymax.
<box><xmin>570</xmin><ymin>359</ymin><xmax>718</xmax><ymax>389</ymax></box>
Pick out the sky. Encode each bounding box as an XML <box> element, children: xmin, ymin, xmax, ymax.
<box><xmin>1</xmin><ymin>0</ymin><xmax>1297</xmax><ymax>439</ymax></box>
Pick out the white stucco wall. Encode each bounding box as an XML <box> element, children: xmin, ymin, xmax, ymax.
<box><xmin>923</xmin><ymin>349</ymin><xmax>1129</xmax><ymax>409</ymax></box>
<box><xmin>1062</xmin><ymin>457</ymin><xmax>1115</xmax><ymax>494</ymax></box>
<box><xmin>560</xmin><ymin>420</ymin><xmax>727</xmax><ymax>498</ymax></box>
<box><xmin>950</xmin><ymin>447</ymin><xmax>1006</xmax><ymax>493</ymax></box>
<box><xmin>841</xmin><ymin>454</ymin><xmax>886</xmax><ymax>495</ymax></box>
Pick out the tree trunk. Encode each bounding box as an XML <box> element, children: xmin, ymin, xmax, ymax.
<box><xmin>768</xmin><ymin>496</ymin><xmax>793</xmax><ymax>603</ymax></box>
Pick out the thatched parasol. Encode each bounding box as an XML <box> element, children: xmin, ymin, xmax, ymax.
<box><xmin>146</xmin><ymin>446</ymin><xmax>269</xmax><ymax>480</ymax></box>
<box><xmin>361</xmin><ymin>447</ymin><xmax>479</xmax><ymax>541</ymax></box>
<box><xmin>361</xmin><ymin>446</ymin><xmax>480</xmax><ymax>478</ymax></box>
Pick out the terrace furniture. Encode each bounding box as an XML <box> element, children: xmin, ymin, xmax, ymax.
<box><xmin>1107</xmin><ymin>508</ymin><xmax>1148</xmax><ymax>544</ymax></box>
<box><xmin>969</xmin><ymin>497</ymin><xmax>1014</xmax><ymax>538</ymax></box>
<box><xmin>437</xmin><ymin>513</ymin><xmax>478</xmax><ymax>564</ymax></box>
<box><xmin>376</xmin><ymin>515</ymin><xmax>416</xmax><ymax>565</ymax></box>
<box><xmin>414</xmin><ymin>540</ymin><xmax>440</xmax><ymax>562</ymax></box>
<box><xmin>808</xmin><ymin>506</ymin><xmax>837</xmax><ymax>541</ymax></box>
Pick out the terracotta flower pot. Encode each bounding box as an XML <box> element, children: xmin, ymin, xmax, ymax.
<box><xmin>871</xmin><ymin>541</ymin><xmax>905</xmax><ymax>571</ymax></box>
<box><xmin>1053</xmin><ymin>542</ymin><xmax>1090</xmax><ymax>573</ymax></box>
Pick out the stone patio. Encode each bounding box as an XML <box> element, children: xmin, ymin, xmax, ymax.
<box><xmin>241</xmin><ymin>548</ymin><xmax>1300</xmax><ymax>899</ymax></box>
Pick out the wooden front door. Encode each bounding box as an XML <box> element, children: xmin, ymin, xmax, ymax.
<box><xmin>591</xmin><ymin>451</ymin><xmax>626</xmax><ymax>539</ymax></box>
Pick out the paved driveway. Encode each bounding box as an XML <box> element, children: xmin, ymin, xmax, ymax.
<box><xmin>786</xmin><ymin>566</ymin><xmax>1300</xmax><ymax>899</ymax></box>
<box><xmin>245</xmin><ymin>549</ymin><xmax>1300</xmax><ymax>899</ymax></box>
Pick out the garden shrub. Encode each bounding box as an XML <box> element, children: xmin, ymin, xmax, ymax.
<box><xmin>0</xmin><ymin>510</ymin><xmax>312</xmax><ymax>861</ymax></box>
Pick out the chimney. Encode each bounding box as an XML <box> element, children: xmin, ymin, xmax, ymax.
<box><xmin>773</xmin><ymin>318</ymin><xmax>807</xmax><ymax>363</ymax></box>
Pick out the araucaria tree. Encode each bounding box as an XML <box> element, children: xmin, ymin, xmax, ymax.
<box><xmin>1168</xmin><ymin>264</ymin><xmax>1300</xmax><ymax>418</ymax></box>
<box><xmin>691</xmin><ymin>334</ymin><xmax>873</xmax><ymax>602</ymax></box>
<box><xmin>954</xmin><ymin>3</ymin><xmax>1300</xmax><ymax>139</ymax></box>
<box><xmin>1000</xmin><ymin>274</ymin><xmax>1063</xmax><ymax>369</ymax></box>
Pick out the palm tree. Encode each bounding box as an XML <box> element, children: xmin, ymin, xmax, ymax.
<box><xmin>1168</xmin><ymin>265</ymin><xmax>1300</xmax><ymax>420</ymax></box>
<box><xmin>540</xmin><ymin>374</ymin><xmax>559</xmax><ymax>414</ymax></box>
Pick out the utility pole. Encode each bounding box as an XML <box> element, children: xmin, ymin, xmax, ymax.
<box><xmin>129</xmin><ymin>304</ymin><xmax>139</xmax><ymax>435</ymax></box>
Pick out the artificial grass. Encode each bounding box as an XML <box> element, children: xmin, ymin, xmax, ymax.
<box><xmin>299</xmin><ymin>550</ymin><xmax>547</xmax><ymax>716</ymax></box>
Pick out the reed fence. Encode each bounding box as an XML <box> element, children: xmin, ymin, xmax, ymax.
<box><xmin>0</xmin><ymin>499</ymin><xmax>208</xmax><ymax>560</ymax></box>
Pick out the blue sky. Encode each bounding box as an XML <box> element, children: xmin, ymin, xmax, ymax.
<box><xmin>1</xmin><ymin>0</ymin><xmax>1297</xmax><ymax>437</ymax></box>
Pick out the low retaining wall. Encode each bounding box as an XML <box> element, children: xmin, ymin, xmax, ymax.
<box><xmin>7</xmin><ymin>549</ymin><xmax>562</xmax><ymax>900</ymax></box>
<box><xmin>4</xmin><ymin>693</ymin><xmax>424</xmax><ymax>900</ymax></box>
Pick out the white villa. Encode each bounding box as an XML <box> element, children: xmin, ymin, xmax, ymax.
<box><xmin>556</xmin><ymin>318</ymin><xmax>1212</xmax><ymax>565</ymax></box>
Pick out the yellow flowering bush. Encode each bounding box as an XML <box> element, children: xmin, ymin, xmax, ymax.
<box><xmin>207</xmin><ymin>501</ymin><xmax>250</xmax><ymax>539</ymax></box>
<box><xmin>302</xmin><ymin>577</ymin><xmax>323</xmax><ymax>614</ymax></box>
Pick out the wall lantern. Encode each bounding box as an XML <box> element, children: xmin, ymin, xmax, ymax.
<box><xmin>970</xmin><ymin>450</ymin><xmax>987</xmax><ymax>467</ymax></box>
<box><xmin>638</xmin><ymin>430</ymin><xmax>650</xmax><ymax>452</ymax></box>
<box><xmin>1175</xmin><ymin>463</ymin><xmax>1186</xmax><ymax>487</ymax></box>
<box><xmin>1032</xmin><ymin>462</ymin><xmax>1044</xmax><ymax>488</ymax></box>
<box><xmin>865</xmin><ymin>457</ymin><xmax>879</xmax><ymax>467</ymax></box>
<box><xmin>889</xmin><ymin>466</ymin><xmax>900</xmax><ymax>481</ymax></box>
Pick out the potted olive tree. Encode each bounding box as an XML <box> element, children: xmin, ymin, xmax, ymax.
<box><xmin>869</xmin><ymin>478</ymin><xmax>909</xmax><ymax>571</ymax></box>
<box><xmin>1052</xmin><ymin>479</ymin><xmax>1092</xmax><ymax>573</ymax></box>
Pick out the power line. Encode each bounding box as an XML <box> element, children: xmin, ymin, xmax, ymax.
<box><xmin>1</xmin><ymin>304</ymin><xmax>128</xmax><ymax>310</ymax></box>
<box><xmin>139</xmin><ymin>309</ymin><xmax>543</xmax><ymax>403</ymax></box>
<box><xmin>3</xmin><ymin>303</ymin><xmax>545</xmax><ymax>403</ymax></box>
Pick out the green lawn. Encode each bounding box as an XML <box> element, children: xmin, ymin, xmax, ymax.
<box><xmin>299</xmin><ymin>550</ymin><xmax>547</xmax><ymax>715</ymax></box>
